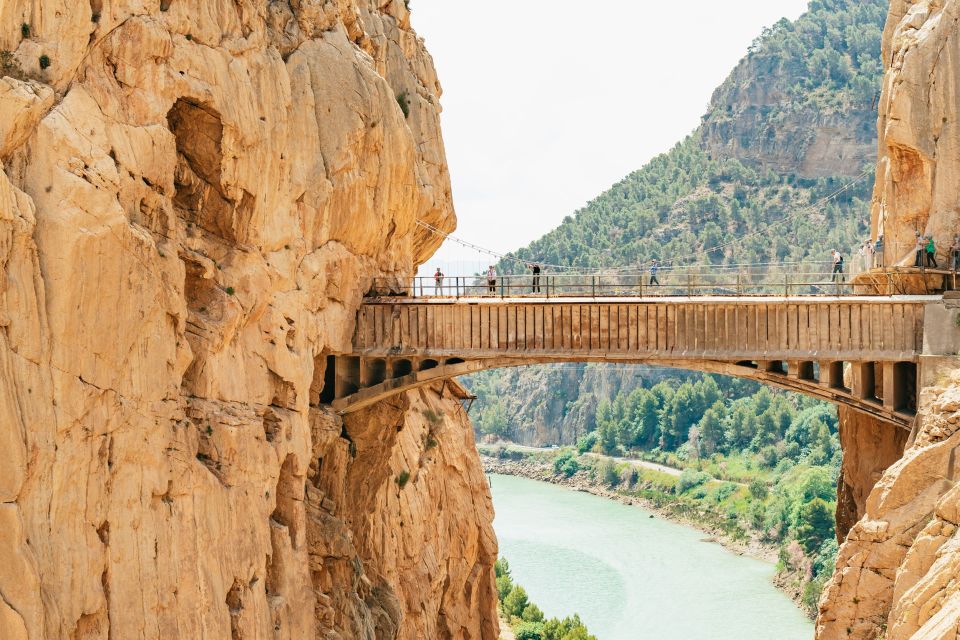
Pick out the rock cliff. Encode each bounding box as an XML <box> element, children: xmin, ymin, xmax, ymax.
<box><xmin>817</xmin><ymin>2</ymin><xmax>960</xmax><ymax>638</ymax></box>
<box><xmin>0</xmin><ymin>2</ymin><xmax>497</xmax><ymax>639</ymax></box>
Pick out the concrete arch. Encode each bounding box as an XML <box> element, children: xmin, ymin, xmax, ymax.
<box><xmin>329</xmin><ymin>356</ymin><xmax>916</xmax><ymax>429</ymax></box>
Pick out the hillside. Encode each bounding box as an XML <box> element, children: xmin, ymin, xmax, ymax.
<box><xmin>469</xmin><ymin>0</ymin><xmax>887</xmax><ymax>447</ymax></box>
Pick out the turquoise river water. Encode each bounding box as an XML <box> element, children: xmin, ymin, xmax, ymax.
<box><xmin>490</xmin><ymin>474</ymin><xmax>813</xmax><ymax>640</ymax></box>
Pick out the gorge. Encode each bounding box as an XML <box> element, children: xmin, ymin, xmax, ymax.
<box><xmin>3</xmin><ymin>1</ymin><xmax>960</xmax><ymax>640</ymax></box>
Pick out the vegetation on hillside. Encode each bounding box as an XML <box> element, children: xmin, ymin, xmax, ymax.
<box><xmin>495</xmin><ymin>558</ymin><xmax>597</xmax><ymax>640</ymax></box>
<box><xmin>482</xmin><ymin>374</ymin><xmax>842</xmax><ymax>615</ymax></box>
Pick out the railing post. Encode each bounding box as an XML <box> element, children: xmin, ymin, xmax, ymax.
<box><xmin>456</xmin><ymin>276</ymin><xmax>460</xmax><ymax>299</ymax></box>
<box><xmin>737</xmin><ymin>273</ymin><xmax>742</xmax><ymax>296</ymax></box>
<box><xmin>687</xmin><ymin>273</ymin><xmax>693</xmax><ymax>297</ymax></box>
<box><xmin>784</xmin><ymin>272</ymin><xmax>789</xmax><ymax>297</ymax></box>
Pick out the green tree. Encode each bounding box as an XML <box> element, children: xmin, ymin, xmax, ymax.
<box><xmin>522</xmin><ymin>603</ymin><xmax>545</xmax><ymax>623</ymax></box>
<box><xmin>794</xmin><ymin>497</ymin><xmax>835</xmax><ymax>553</ymax></box>
<box><xmin>504</xmin><ymin>585</ymin><xmax>530</xmax><ymax>618</ymax></box>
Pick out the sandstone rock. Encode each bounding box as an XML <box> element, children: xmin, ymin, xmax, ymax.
<box><xmin>0</xmin><ymin>2</ymin><xmax>495</xmax><ymax>639</ymax></box>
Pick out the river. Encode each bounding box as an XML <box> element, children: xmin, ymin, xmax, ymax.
<box><xmin>490</xmin><ymin>474</ymin><xmax>813</xmax><ymax>640</ymax></box>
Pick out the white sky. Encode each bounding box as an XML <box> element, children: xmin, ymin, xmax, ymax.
<box><xmin>411</xmin><ymin>0</ymin><xmax>811</xmax><ymax>275</ymax></box>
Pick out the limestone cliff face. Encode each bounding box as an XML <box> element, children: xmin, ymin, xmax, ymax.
<box><xmin>0</xmin><ymin>2</ymin><xmax>497</xmax><ymax>639</ymax></box>
<box><xmin>870</xmin><ymin>0</ymin><xmax>960</xmax><ymax>266</ymax></box>
<box><xmin>818</xmin><ymin>2</ymin><xmax>960</xmax><ymax>638</ymax></box>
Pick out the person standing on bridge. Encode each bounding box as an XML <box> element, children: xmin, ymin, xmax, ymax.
<box><xmin>875</xmin><ymin>235</ymin><xmax>884</xmax><ymax>269</ymax></box>
<box><xmin>831</xmin><ymin>250</ymin><xmax>845</xmax><ymax>283</ymax></box>
<box><xmin>951</xmin><ymin>235</ymin><xmax>960</xmax><ymax>271</ymax></box>
<box><xmin>486</xmin><ymin>265</ymin><xmax>497</xmax><ymax>295</ymax></box>
<box><xmin>434</xmin><ymin>267</ymin><xmax>444</xmax><ymax>295</ymax></box>
<box><xmin>863</xmin><ymin>240</ymin><xmax>875</xmax><ymax>273</ymax></box>
<box><xmin>649</xmin><ymin>259</ymin><xmax>660</xmax><ymax>286</ymax></box>
<box><xmin>530</xmin><ymin>262</ymin><xmax>542</xmax><ymax>293</ymax></box>
<box><xmin>914</xmin><ymin>233</ymin><xmax>924</xmax><ymax>267</ymax></box>
<box><xmin>926</xmin><ymin>235</ymin><xmax>938</xmax><ymax>268</ymax></box>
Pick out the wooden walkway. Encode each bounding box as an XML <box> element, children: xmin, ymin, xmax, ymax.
<box><xmin>320</xmin><ymin>295</ymin><xmax>941</xmax><ymax>428</ymax></box>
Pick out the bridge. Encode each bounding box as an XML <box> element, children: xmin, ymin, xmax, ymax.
<box><xmin>319</xmin><ymin>292</ymin><xmax>944</xmax><ymax>429</ymax></box>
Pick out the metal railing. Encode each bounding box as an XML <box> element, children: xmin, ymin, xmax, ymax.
<box><xmin>369</xmin><ymin>265</ymin><xmax>952</xmax><ymax>299</ymax></box>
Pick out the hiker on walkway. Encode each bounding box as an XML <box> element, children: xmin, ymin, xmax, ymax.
<box><xmin>831</xmin><ymin>250</ymin><xmax>845</xmax><ymax>283</ymax></box>
<box><xmin>863</xmin><ymin>240</ymin><xmax>875</xmax><ymax>273</ymax></box>
<box><xmin>951</xmin><ymin>235</ymin><xmax>960</xmax><ymax>271</ymax></box>
<box><xmin>915</xmin><ymin>233</ymin><xmax>924</xmax><ymax>267</ymax></box>
<box><xmin>874</xmin><ymin>235</ymin><xmax>884</xmax><ymax>269</ymax></box>
<box><xmin>486</xmin><ymin>265</ymin><xmax>497</xmax><ymax>294</ymax></box>
<box><xmin>530</xmin><ymin>262</ymin><xmax>542</xmax><ymax>293</ymax></box>
<box><xmin>434</xmin><ymin>267</ymin><xmax>444</xmax><ymax>295</ymax></box>
<box><xmin>926</xmin><ymin>235</ymin><xmax>938</xmax><ymax>268</ymax></box>
<box><xmin>649</xmin><ymin>259</ymin><xmax>660</xmax><ymax>286</ymax></box>
<box><xmin>857</xmin><ymin>242</ymin><xmax>867</xmax><ymax>273</ymax></box>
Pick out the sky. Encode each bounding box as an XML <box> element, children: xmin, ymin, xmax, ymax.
<box><xmin>411</xmin><ymin>0</ymin><xmax>811</xmax><ymax>276</ymax></box>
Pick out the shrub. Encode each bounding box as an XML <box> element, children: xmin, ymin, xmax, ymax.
<box><xmin>552</xmin><ymin>451</ymin><xmax>580</xmax><ymax>478</ymax></box>
<box><xmin>514</xmin><ymin>622</ymin><xmax>545</xmax><ymax>640</ymax></box>
<box><xmin>576</xmin><ymin>431</ymin><xmax>598</xmax><ymax>454</ymax></box>
<box><xmin>38</xmin><ymin>54</ymin><xmax>50</xmax><ymax>70</ymax></box>
<box><xmin>676</xmin><ymin>469</ymin><xmax>710</xmax><ymax>493</ymax></box>
<box><xmin>0</xmin><ymin>51</ymin><xmax>27</xmax><ymax>81</ymax></box>
<box><xmin>21</xmin><ymin>23</ymin><xmax>30</xmax><ymax>38</ymax></box>
<box><xmin>396</xmin><ymin>470</ymin><xmax>410</xmax><ymax>488</ymax></box>
<box><xmin>495</xmin><ymin>575</ymin><xmax>513</xmax><ymax>602</ymax></box>
<box><xmin>521</xmin><ymin>603</ymin><xmax>544</xmax><ymax>623</ymax></box>
<box><xmin>748</xmin><ymin>478</ymin><xmax>769</xmax><ymax>500</ymax></box>
<box><xmin>225</xmin><ymin>286</ymin><xmax>235</xmax><ymax>296</ymax></box>
<box><xmin>396</xmin><ymin>91</ymin><xmax>410</xmax><ymax>118</ymax></box>
<box><xmin>503</xmin><ymin>585</ymin><xmax>529</xmax><ymax>618</ymax></box>
<box><xmin>597</xmin><ymin>458</ymin><xmax>619</xmax><ymax>487</ymax></box>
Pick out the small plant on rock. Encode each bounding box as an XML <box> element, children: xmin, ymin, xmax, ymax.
<box><xmin>38</xmin><ymin>54</ymin><xmax>51</xmax><ymax>70</ymax></box>
<box><xmin>395</xmin><ymin>91</ymin><xmax>410</xmax><ymax>119</ymax></box>
<box><xmin>225</xmin><ymin>286</ymin><xmax>235</xmax><ymax>296</ymax></box>
<box><xmin>396</xmin><ymin>470</ymin><xmax>411</xmax><ymax>488</ymax></box>
<box><xmin>21</xmin><ymin>23</ymin><xmax>30</xmax><ymax>38</ymax></box>
<box><xmin>0</xmin><ymin>51</ymin><xmax>27</xmax><ymax>81</ymax></box>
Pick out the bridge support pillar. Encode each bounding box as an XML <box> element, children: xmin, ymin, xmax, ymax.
<box><xmin>788</xmin><ymin>361</ymin><xmax>815</xmax><ymax>381</ymax></box>
<box><xmin>819</xmin><ymin>361</ymin><xmax>846</xmax><ymax>390</ymax></box>
<box><xmin>851</xmin><ymin>362</ymin><xmax>878</xmax><ymax>402</ymax></box>
<box><xmin>334</xmin><ymin>356</ymin><xmax>361</xmax><ymax>400</ymax></box>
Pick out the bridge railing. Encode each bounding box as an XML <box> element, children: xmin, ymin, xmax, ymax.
<box><xmin>372</xmin><ymin>266</ymin><xmax>905</xmax><ymax>298</ymax></box>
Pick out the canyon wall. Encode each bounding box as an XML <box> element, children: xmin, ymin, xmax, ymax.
<box><xmin>818</xmin><ymin>2</ymin><xmax>960</xmax><ymax>638</ymax></box>
<box><xmin>0</xmin><ymin>1</ymin><xmax>498</xmax><ymax>639</ymax></box>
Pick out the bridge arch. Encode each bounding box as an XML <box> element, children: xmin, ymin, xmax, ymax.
<box><xmin>325</xmin><ymin>355</ymin><xmax>916</xmax><ymax>429</ymax></box>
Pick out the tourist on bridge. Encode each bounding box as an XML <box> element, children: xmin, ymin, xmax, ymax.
<box><xmin>951</xmin><ymin>235</ymin><xmax>960</xmax><ymax>271</ymax></box>
<box><xmin>530</xmin><ymin>262</ymin><xmax>542</xmax><ymax>293</ymax></box>
<box><xmin>863</xmin><ymin>240</ymin><xmax>875</xmax><ymax>272</ymax></box>
<box><xmin>874</xmin><ymin>235</ymin><xmax>884</xmax><ymax>269</ymax></box>
<box><xmin>649</xmin><ymin>259</ymin><xmax>660</xmax><ymax>286</ymax></box>
<box><xmin>914</xmin><ymin>233</ymin><xmax>924</xmax><ymax>267</ymax></box>
<box><xmin>831</xmin><ymin>250</ymin><xmax>845</xmax><ymax>283</ymax></box>
<box><xmin>434</xmin><ymin>267</ymin><xmax>444</xmax><ymax>294</ymax></box>
<box><xmin>486</xmin><ymin>265</ymin><xmax>497</xmax><ymax>294</ymax></box>
<box><xmin>926</xmin><ymin>236</ymin><xmax>938</xmax><ymax>268</ymax></box>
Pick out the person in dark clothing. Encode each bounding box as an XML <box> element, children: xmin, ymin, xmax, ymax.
<box><xmin>530</xmin><ymin>263</ymin><xmax>542</xmax><ymax>293</ymax></box>
<box><xmin>874</xmin><ymin>235</ymin><xmax>884</xmax><ymax>269</ymax></box>
<box><xmin>926</xmin><ymin>236</ymin><xmax>938</xmax><ymax>268</ymax></box>
<box><xmin>649</xmin><ymin>260</ymin><xmax>660</xmax><ymax>286</ymax></box>
<box><xmin>831</xmin><ymin>250</ymin><xmax>845</xmax><ymax>283</ymax></box>
<box><xmin>914</xmin><ymin>233</ymin><xmax>924</xmax><ymax>267</ymax></box>
<box><xmin>951</xmin><ymin>235</ymin><xmax>960</xmax><ymax>271</ymax></box>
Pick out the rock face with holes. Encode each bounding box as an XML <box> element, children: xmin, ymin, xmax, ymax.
<box><xmin>816</xmin><ymin>6</ymin><xmax>960</xmax><ymax>638</ymax></box>
<box><xmin>0</xmin><ymin>2</ymin><xmax>498</xmax><ymax>639</ymax></box>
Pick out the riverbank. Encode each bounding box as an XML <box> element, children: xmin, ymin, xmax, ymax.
<box><xmin>489</xmin><ymin>473</ymin><xmax>814</xmax><ymax>639</ymax></box>
<box><xmin>482</xmin><ymin>451</ymin><xmax>811</xmax><ymax>613</ymax></box>
<box><xmin>482</xmin><ymin>455</ymin><xmax>776</xmax><ymax>562</ymax></box>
